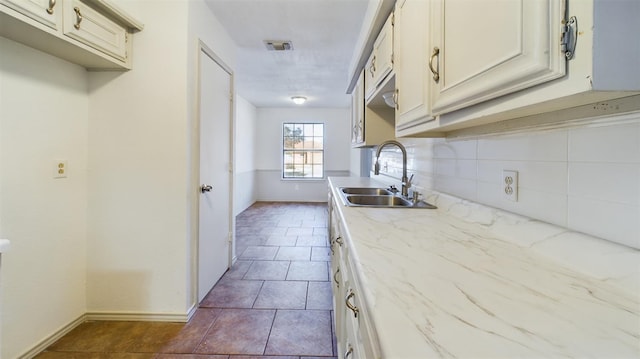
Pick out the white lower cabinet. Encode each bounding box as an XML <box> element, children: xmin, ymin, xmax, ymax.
<box><xmin>329</xmin><ymin>194</ymin><xmax>381</xmax><ymax>359</ymax></box>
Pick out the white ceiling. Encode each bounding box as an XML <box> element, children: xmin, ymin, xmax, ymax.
<box><xmin>205</xmin><ymin>0</ymin><xmax>369</xmax><ymax>108</ymax></box>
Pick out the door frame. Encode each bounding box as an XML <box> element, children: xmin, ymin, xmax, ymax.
<box><xmin>190</xmin><ymin>39</ymin><xmax>235</xmax><ymax>311</ymax></box>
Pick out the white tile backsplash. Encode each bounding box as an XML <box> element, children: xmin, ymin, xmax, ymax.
<box><xmin>477</xmin><ymin>160</ymin><xmax>568</xmax><ymax>194</ymax></box>
<box><xmin>568</xmin><ymin>197</ymin><xmax>640</xmax><ymax>249</ymax></box>
<box><xmin>377</xmin><ymin>111</ymin><xmax>640</xmax><ymax>249</ymax></box>
<box><xmin>477</xmin><ymin>131</ymin><xmax>568</xmax><ymax>161</ymax></box>
<box><xmin>568</xmin><ymin>120</ymin><xmax>640</xmax><ymax>163</ymax></box>
<box><xmin>433</xmin><ymin>138</ymin><xmax>477</xmax><ymax>159</ymax></box>
<box><xmin>434</xmin><ymin>158</ymin><xmax>477</xmax><ymax>179</ymax></box>
<box><xmin>569</xmin><ymin>162</ymin><xmax>640</xmax><ymax>205</ymax></box>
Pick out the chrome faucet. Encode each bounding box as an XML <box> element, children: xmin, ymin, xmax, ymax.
<box><xmin>374</xmin><ymin>140</ymin><xmax>412</xmax><ymax>197</ymax></box>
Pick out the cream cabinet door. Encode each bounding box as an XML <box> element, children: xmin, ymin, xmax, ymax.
<box><xmin>364</xmin><ymin>52</ymin><xmax>377</xmax><ymax>100</ymax></box>
<box><xmin>351</xmin><ymin>70</ymin><xmax>365</xmax><ymax>145</ymax></box>
<box><xmin>370</xmin><ymin>12</ymin><xmax>393</xmax><ymax>89</ymax></box>
<box><xmin>1</xmin><ymin>0</ymin><xmax>60</xmax><ymax>29</ymax></box>
<box><xmin>394</xmin><ymin>0</ymin><xmax>435</xmax><ymax>133</ymax></box>
<box><xmin>430</xmin><ymin>0</ymin><xmax>566</xmax><ymax>115</ymax></box>
<box><xmin>63</xmin><ymin>0</ymin><xmax>127</xmax><ymax>61</ymax></box>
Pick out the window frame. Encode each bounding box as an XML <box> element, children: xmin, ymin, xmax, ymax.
<box><xmin>281</xmin><ymin>122</ymin><xmax>325</xmax><ymax>180</ymax></box>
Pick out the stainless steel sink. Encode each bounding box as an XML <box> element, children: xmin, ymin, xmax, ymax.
<box><xmin>337</xmin><ymin>187</ymin><xmax>437</xmax><ymax>209</ymax></box>
<box><xmin>345</xmin><ymin>195</ymin><xmax>412</xmax><ymax>207</ymax></box>
<box><xmin>340</xmin><ymin>187</ymin><xmax>393</xmax><ymax>195</ymax></box>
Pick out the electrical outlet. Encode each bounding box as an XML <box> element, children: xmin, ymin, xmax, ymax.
<box><xmin>502</xmin><ymin>170</ymin><xmax>518</xmax><ymax>201</ymax></box>
<box><xmin>53</xmin><ymin>160</ymin><xmax>68</xmax><ymax>178</ymax></box>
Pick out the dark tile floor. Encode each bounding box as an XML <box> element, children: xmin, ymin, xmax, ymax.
<box><xmin>35</xmin><ymin>202</ymin><xmax>335</xmax><ymax>359</ymax></box>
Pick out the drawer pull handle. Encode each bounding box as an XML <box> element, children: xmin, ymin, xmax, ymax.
<box><xmin>73</xmin><ymin>7</ymin><xmax>83</xmax><ymax>30</ymax></box>
<box><xmin>46</xmin><ymin>0</ymin><xmax>56</xmax><ymax>14</ymax></box>
<box><xmin>393</xmin><ymin>88</ymin><xmax>399</xmax><ymax>110</ymax></box>
<box><xmin>335</xmin><ymin>236</ymin><xmax>343</xmax><ymax>246</ymax></box>
<box><xmin>429</xmin><ymin>47</ymin><xmax>440</xmax><ymax>82</ymax></box>
<box><xmin>345</xmin><ymin>290</ymin><xmax>359</xmax><ymax>318</ymax></box>
<box><xmin>369</xmin><ymin>55</ymin><xmax>376</xmax><ymax>77</ymax></box>
<box><xmin>333</xmin><ymin>268</ymin><xmax>340</xmax><ymax>288</ymax></box>
<box><xmin>345</xmin><ymin>345</ymin><xmax>354</xmax><ymax>358</ymax></box>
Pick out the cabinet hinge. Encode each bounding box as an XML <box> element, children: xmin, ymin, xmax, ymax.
<box><xmin>391</xmin><ymin>52</ymin><xmax>394</xmax><ymax>65</ymax></box>
<box><xmin>561</xmin><ymin>16</ymin><xmax>577</xmax><ymax>60</ymax></box>
<box><xmin>391</xmin><ymin>12</ymin><xmax>395</xmax><ymax>26</ymax></box>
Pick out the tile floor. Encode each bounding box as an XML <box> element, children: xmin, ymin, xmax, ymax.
<box><xmin>35</xmin><ymin>202</ymin><xmax>336</xmax><ymax>359</ymax></box>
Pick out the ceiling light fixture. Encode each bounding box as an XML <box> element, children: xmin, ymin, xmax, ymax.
<box><xmin>291</xmin><ymin>96</ymin><xmax>307</xmax><ymax>105</ymax></box>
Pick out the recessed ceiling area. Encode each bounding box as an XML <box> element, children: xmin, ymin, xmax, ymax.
<box><xmin>205</xmin><ymin>0</ymin><xmax>369</xmax><ymax>108</ymax></box>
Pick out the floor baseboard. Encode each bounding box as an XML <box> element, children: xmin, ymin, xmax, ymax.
<box><xmin>18</xmin><ymin>310</ymin><xmax>190</xmax><ymax>359</ymax></box>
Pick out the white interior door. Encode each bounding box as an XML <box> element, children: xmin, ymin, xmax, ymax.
<box><xmin>198</xmin><ymin>47</ymin><xmax>232</xmax><ymax>303</ymax></box>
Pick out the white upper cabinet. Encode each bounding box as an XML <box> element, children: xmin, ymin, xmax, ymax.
<box><xmin>429</xmin><ymin>0</ymin><xmax>566</xmax><ymax>115</ymax></box>
<box><xmin>0</xmin><ymin>0</ymin><xmax>142</xmax><ymax>70</ymax></box>
<box><xmin>0</xmin><ymin>0</ymin><xmax>60</xmax><ymax>29</ymax></box>
<box><xmin>352</xmin><ymin>69</ymin><xmax>395</xmax><ymax>148</ymax></box>
<box><xmin>364</xmin><ymin>12</ymin><xmax>394</xmax><ymax>100</ymax></box>
<box><xmin>352</xmin><ymin>70</ymin><xmax>365</xmax><ymax>145</ymax></box>
<box><xmin>394</xmin><ymin>0</ymin><xmax>435</xmax><ymax>136</ymax></box>
<box><xmin>63</xmin><ymin>0</ymin><xmax>127</xmax><ymax>61</ymax></box>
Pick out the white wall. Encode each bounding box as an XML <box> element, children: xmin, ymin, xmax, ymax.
<box><xmin>86</xmin><ymin>0</ymin><xmax>238</xmax><ymax>315</ymax></box>
<box><xmin>86</xmin><ymin>1</ymin><xmax>191</xmax><ymax>315</ymax></box>
<box><xmin>234</xmin><ymin>95</ymin><xmax>258</xmax><ymax>215</ymax></box>
<box><xmin>375</xmin><ymin>109</ymin><xmax>640</xmax><ymax>249</ymax></box>
<box><xmin>0</xmin><ymin>38</ymin><xmax>88</xmax><ymax>359</ymax></box>
<box><xmin>255</xmin><ymin>107</ymin><xmax>352</xmax><ymax>202</ymax></box>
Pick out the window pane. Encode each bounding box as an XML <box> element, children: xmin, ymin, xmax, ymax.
<box><xmin>282</xmin><ymin>123</ymin><xmax>324</xmax><ymax>179</ymax></box>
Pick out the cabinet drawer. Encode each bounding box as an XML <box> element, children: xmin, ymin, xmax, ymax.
<box><xmin>1</xmin><ymin>0</ymin><xmax>60</xmax><ymax>29</ymax></box>
<box><xmin>63</xmin><ymin>0</ymin><xmax>126</xmax><ymax>61</ymax></box>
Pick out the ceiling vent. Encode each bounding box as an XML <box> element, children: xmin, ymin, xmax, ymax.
<box><xmin>264</xmin><ymin>40</ymin><xmax>293</xmax><ymax>51</ymax></box>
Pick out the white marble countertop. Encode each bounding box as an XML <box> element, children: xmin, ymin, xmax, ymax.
<box><xmin>328</xmin><ymin>177</ymin><xmax>640</xmax><ymax>358</ymax></box>
<box><xmin>0</xmin><ymin>239</ymin><xmax>9</xmax><ymax>253</ymax></box>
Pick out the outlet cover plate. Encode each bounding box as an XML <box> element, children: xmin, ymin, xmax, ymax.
<box><xmin>503</xmin><ymin>170</ymin><xmax>518</xmax><ymax>201</ymax></box>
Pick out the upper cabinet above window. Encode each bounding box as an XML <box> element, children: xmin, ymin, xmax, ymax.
<box><xmin>0</xmin><ymin>0</ymin><xmax>143</xmax><ymax>70</ymax></box>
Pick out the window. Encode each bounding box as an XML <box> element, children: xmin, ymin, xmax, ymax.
<box><xmin>282</xmin><ymin>123</ymin><xmax>324</xmax><ymax>178</ymax></box>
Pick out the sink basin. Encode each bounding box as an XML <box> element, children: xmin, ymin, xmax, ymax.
<box><xmin>345</xmin><ymin>195</ymin><xmax>412</xmax><ymax>207</ymax></box>
<box><xmin>340</xmin><ymin>187</ymin><xmax>393</xmax><ymax>195</ymax></box>
<box><xmin>337</xmin><ymin>187</ymin><xmax>437</xmax><ymax>209</ymax></box>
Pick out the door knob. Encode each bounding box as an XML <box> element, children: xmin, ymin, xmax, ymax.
<box><xmin>200</xmin><ymin>184</ymin><xmax>212</xmax><ymax>193</ymax></box>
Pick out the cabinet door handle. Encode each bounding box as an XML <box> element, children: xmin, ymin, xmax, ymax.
<box><xmin>335</xmin><ymin>236</ymin><xmax>343</xmax><ymax>246</ymax></box>
<box><xmin>46</xmin><ymin>0</ymin><xmax>56</xmax><ymax>14</ymax></box>
<box><xmin>369</xmin><ymin>55</ymin><xmax>376</xmax><ymax>77</ymax></box>
<box><xmin>393</xmin><ymin>88</ymin><xmax>399</xmax><ymax>110</ymax></box>
<box><xmin>345</xmin><ymin>345</ymin><xmax>354</xmax><ymax>358</ymax></box>
<box><xmin>345</xmin><ymin>290</ymin><xmax>359</xmax><ymax>318</ymax></box>
<box><xmin>333</xmin><ymin>268</ymin><xmax>340</xmax><ymax>288</ymax></box>
<box><xmin>429</xmin><ymin>47</ymin><xmax>440</xmax><ymax>82</ymax></box>
<box><xmin>73</xmin><ymin>7</ymin><xmax>83</xmax><ymax>30</ymax></box>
